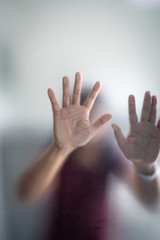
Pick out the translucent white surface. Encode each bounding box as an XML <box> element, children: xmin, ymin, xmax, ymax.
<box><xmin>0</xmin><ymin>1</ymin><xmax>160</xmax><ymax>239</ymax></box>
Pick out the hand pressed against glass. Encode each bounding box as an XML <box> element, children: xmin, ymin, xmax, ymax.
<box><xmin>112</xmin><ymin>92</ymin><xmax>160</xmax><ymax>165</ymax></box>
<box><xmin>48</xmin><ymin>72</ymin><xmax>112</xmax><ymax>151</ymax></box>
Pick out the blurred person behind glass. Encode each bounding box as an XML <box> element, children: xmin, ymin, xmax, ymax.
<box><xmin>17</xmin><ymin>72</ymin><xmax>160</xmax><ymax>240</ymax></box>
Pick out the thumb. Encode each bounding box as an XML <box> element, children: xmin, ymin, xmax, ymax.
<box><xmin>47</xmin><ymin>88</ymin><xmax>60</xmax><ymax>116</ymax></box>
<box><xmin>112</xmin><ymin>124</ymin><xmax>126</xmax><ymax>153</ymax></box>
<box><xmin>92</xmin><ymin>114</ymin><xmax>112</xmax><ymax>133</ymax></box>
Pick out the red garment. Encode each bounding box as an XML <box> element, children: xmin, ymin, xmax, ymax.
<box><xmin>46</xmin><ymin>147</ymin><xmax>121</xmax><ymax>240</ymax></box>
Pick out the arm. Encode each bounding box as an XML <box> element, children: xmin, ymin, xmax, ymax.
<box><xmin>112</xmin><ymin>92</ymin><xmax>160</xmax><ymax>207</ymax></box>
<box><xmin>17</xmin><ymin>72</ymin><xmax>112</xmax><ymax>201</ymax></box>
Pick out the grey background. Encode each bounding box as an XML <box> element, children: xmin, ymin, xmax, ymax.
<box><xmin>0</xmin><ymin>0</ymin><xmax>160</xmax><ymax>239</ymax></box>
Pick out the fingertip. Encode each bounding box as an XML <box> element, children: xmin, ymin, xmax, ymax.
<box><xmin>112</xmin><ymin>124</ymin><xmax>120</xmax><ymax>131</ymax></box>
<box><xmin>75</xmin><ymin>72</ymin><xmax>82</xmax><ymax>77</ymax></box>
<box><xmin>129</xmin><ymin>95</ymin><xmax>135</xmax><ymax>102</ymax></box>
<box><xmin>146</xmin><ymin>91</ymin><xmax>151</xmax><ymax>95</ymax></box>
<box><xmin>103</xmin><ymin>114</ymin><xmax>112</xmax><ymax>123</ymax></box>
<box><xmin>107</xmin><ymin>114</ymin><xmax>112</xmax><ymax>120</ymax></box>
<box><xmin>108</xmin><ymin>113</ymin><xmax>112</xmax><ymax>118</ymax></box>
<box><xmin>97</xmin><ymin>81</ymin><xmax>101</xmax><ymax>86</ymax></box>
<box><xmin>152</xmin><ymin>95</ymin><xmax>157</xmax><ymax>103</ymax></box>
<box><xmin>48</xmin><ymin>88</ymin><xmax>52</xmax><ymax>98</ymax></box>
<box><xmin>63</xmin><ymin>76</ymin><xmax>69</xmax><ymax>84</ymax></box>
<box><xmin>75</xmin><ymin>72</ymin><xmax>82</xmax><ymax>83</ymax></box>
<box><xmin>152</xmin><ymin>95</ymin><xmax>157</xmax><ymax>99</ymax></box>
<box><xmin>144</xmin><ymin>91</ymin><xmax>151</xmax><ymax>100</ymax></box>
<box><xmin>94</xmin><ymin>81</ymin><xmax>101</xmax><ymax>91</ymax></box>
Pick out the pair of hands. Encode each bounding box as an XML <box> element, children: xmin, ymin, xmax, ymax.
<box><xmin>48</xmin><ymin>72</ymin><xmax>160</xmax><ymax>172</ymax></box>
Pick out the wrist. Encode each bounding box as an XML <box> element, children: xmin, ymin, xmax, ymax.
<box><xmin>133</xmin><ymin>161</ymin><xmax>157</xmax><ymax>175</ymax></box>
<box><xmin>52</xmin><ymin>142</ymin><xmax>74</xmax><ymax>157</ymax></box>
<box><xmin>133</xmin><ymin>161</ymin><xmax>160</xmax><ymax>181</ymax></box>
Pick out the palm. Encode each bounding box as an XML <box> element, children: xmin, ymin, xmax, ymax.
<box><xmin>54</xmin><ymin>105</ymin><xmax>91</xmax><ymax>149</ymax></box>
<box><xmin>113</xmin><ymin>92</ymin><xmax>160</xmax><ymax>164</ymax></box>
<box><xmin>48</xmin><ymin>73</ymin><xmax>111</xmax><ymax>151</ymax></box>
<box><xmin>125</xmin><ymin>122</ymin><xmax>160</xmax><ymax>163</ymax></box>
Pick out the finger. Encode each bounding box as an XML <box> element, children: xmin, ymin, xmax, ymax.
<box><xmin>72</xmin><ymin>72</ymin><xmax>82</xmax><ymax>105</ymax></box>
<box><xmin>112</xmin><ymin>124</ymin><xmax>126</xmax><ymax>153</ymax></box>
<box><xmin>157</xmin><ymin>119</ymin><xmax>160</xmax><ymax>129</ymax></box>
<box><xmin>63</xmin><ymin>76</ymin><xmax>70</xmax><ymax>107</ymax></box>
<box><xmin>83</xmin><ymin>81</ymin><xmax>101</xmax><ymax>110</ymax></box>
<box><xmin>92</xmin><ymin>114</ymin><xmax>112</xmax><ymax>132</ymax></box>
<box><xmin>141</xmin><ymin>91</ymin><xmax>151</xmax><ymax>122</ymax></box>
<box><xmin>48</xmin><ymin>88</ymin><xmax>60</xmax><ymax>113</ymax></box>
<box><xmin>128</xmin><ymin>95</ymin><xmax>138</xmax><ymax>126</ymax></box>
<box><xmin>149</xmin><ymin>96</ymin><xmax>157</xmax><ymax>124</ymax></box>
